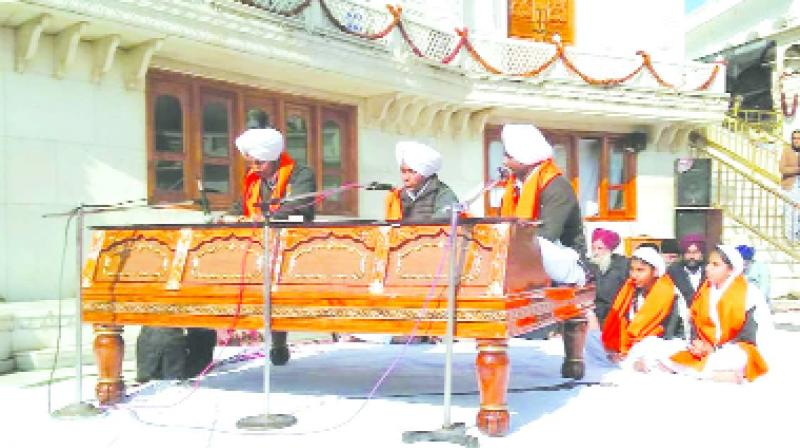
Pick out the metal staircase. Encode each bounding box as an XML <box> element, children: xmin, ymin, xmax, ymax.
<box><xmin>694</xmin><ymin>112</ymin><xmax>799</xmax><ymax>299</ymax></box>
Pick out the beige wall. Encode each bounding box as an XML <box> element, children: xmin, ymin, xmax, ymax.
<box><xmin>0</xmin><ymin>27</ymin><xmax>207</xmax><ymax>301</ymax></box>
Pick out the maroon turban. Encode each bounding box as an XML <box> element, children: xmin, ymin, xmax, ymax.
<box><xmin>679</xmin><ymin>233</ymin><xmax>705</xmax><ymax>253</ymax></box>
<box><xmin>591</xmin><ymin>228</ymin><xmax>621</xmax><ymax>250</ymax></box>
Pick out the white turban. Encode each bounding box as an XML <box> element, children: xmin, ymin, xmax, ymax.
<box><xmin>501</xmin><ymin>124</ymin><xmax>553</xmax><ymax>165</ymax></box>
<box><xmin>395</xmin><ymin>141</ymin><xmax>442</xmax><ymax>177</ymax></box>
<box><xmin>235</xmin><ymin>128</ymin><xmax>284</xmax><ymax>162</ymax></box>
<box><xmin>716</xmin><ymin>244</ymin><xmax>745</xmax><ymax>277</ymax></box>
<box><xmin>632</xmin><ymin>246</ymin><xmax>666</xmax><ymax>277</ymax></box>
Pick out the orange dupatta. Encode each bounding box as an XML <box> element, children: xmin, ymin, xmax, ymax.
<box><xmin>499</xmin><ymin>159</ymin><xmax>562</xmax><ymax>219</ymax></box>
<box><xmin>669</xmin><ymin>276</ymin><xmax>768</xmax><ymax>381</ymax></box>
<box><xmin>243</xmin><ymin>152</ymin><xmax>295</xmax><ymax>217</ymax></box>
<box><xmin>602</xmin><ymin>275</ymin><xmax>677</xmax><ymax>355</ymax></box>
<box><xmin>384</xmin><ymin>189</ymin><xmax>403</xmax><ymax>221</ymax></box>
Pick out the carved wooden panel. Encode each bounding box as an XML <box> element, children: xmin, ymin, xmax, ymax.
<box><xmin>94</xmin><ymin>231</ymin><xmax>176</xmax><ymax>283</ymax></box>
<box><xmin>183</xmin><ymin>233</ymin><xmax>264</xmax><ymax>284</ymax></box>
<box><xmin>275</xmin><ymin>227</ymin><xmax>378</xmax><ymax>286</ymax></box>
<box><xmin>384</xmin><ymin>225</ymin><xmax>495</xmax><ymax>288</ymax></box>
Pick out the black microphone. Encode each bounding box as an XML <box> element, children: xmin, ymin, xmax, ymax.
<box><xmin>365</xmin><ymin>181</ymin><xmax>394</xmax><ymax>191</ymax></box>
<box><xmin>497</xmin><ymin>166</ymin><xmax>511</xmax><ymax>180</ymax></box>
<box><xmin>196</xmin><ymin>178</ymin><xmax>211</xmax><ymax>216</ymax></box>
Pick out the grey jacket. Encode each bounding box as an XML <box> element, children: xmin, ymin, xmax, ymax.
<box><xmin>399</xmin><ymin>175</ymin><xmax>459</xmax><ymax>222</ymax></box>
<box><xmin>588</xmin><ymin>253</ymin><xmax>629</xmax><ymax>326</ymax></box>
<box><xmin>537</xmin><ymin>175</ymin><xmax>587</xmax><ymax>258</ymax></box>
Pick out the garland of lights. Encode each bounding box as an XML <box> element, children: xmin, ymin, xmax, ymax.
<box><xmin>240</xmin><ymin>0</ymin><xmax>723</xmax><ymax>91</ymax></box>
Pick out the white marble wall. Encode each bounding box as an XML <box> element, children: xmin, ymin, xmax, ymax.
<box><xmin>0</xmin><ymin>27</ymin><xmax>207</xmax><ymax>302</ymax></box>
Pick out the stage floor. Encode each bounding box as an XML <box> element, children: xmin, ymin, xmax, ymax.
<box><xmin>2</xmin><ymin>311</ymin><xmax>800</xmax><ymax>448</ymax></box>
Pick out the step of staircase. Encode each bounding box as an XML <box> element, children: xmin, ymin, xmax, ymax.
<box><xmin>723</xmin><ymin>220</ymin><xmax>799</xmax><ymax>299</ymax></box>
<box><xmin>0</xmin><ymin>299</ymin><xmax>141</xmax><ymax>373</ymax></box>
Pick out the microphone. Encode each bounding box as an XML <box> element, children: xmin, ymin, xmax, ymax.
<box><xmin>497</xmin><ymin>166</ymin><xmax>511</xmax><ymax>181</ymax></box>
<box><xmin>196</xmin><ymin>178</ymin><xmax>211</xmax><ymax>216</ymax></box>
<box><xmin>365</xmin><ymin>181</ymin><xmax>394</xmax><ymax>191</ymax></box>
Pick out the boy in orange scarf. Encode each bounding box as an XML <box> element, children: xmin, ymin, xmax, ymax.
<box><xmin>233</xmin><ymin>128</ymin><xmax>316</xmax><ymax>222</ymax></box>
<box><xmin>232</xmin><ymin>128</ymin><xmax>317</xmax><ymax>365</ymax></box>
<box><xmin>602</xmin><ymin>246</ymin><xmax>681</xmax><ymax>371</ymax></box>
<box><xmin>664</xmin><ymin>245</ymin><xmax>771</xmax><ymax>382</ymax></box>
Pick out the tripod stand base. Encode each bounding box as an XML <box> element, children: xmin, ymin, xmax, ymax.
<box><xmin>402</xmin><ymin>422</ymin><xmax>479</xmax><ymax>447</ymax></box>
<box><xmin>51</xmin><ymin>402</ymin><xmax>104</xmax><ymax>418</ymax></box>
<box><xmin>236</xmin><ymin>413</ymin><xmax>297</xmax><ymax>430</ymax></box>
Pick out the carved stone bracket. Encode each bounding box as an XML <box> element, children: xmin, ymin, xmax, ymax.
<box><xmin>468</xmin><ymin>108</ymin><xmax>493</xmax><ymax>138</ymax></box>
<box><xmin>365</xmin><ymin>93</ymin><xmax>398</xmax><ymax>125</ymax></box>
<box><xmin>15</xmin><ymin>14</ymin><xmax>51</xmax><ymax>73</ymax></box>
<box><xmin>92</xmin><ymin>34</ymin><xmax>121</xmax><ymax>83</ymax></box>
<box><xmin>365</xmin><ymin>92</ymin><xmax>496</xmax><ymax>138</ymax></box>
<box><xmin>123</xmin><ymin>38</ymin><xmax>163</xmax><ymax>90</ymax></box>
<box><xmin>54</xmin><ymin>21</ymin><xmax>88</xmax><ymax>78</ymax></box>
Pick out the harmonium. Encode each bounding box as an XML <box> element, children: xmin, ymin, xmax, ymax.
<box><xmin>80</xmin><ymin>218</ymin><xmax>593</xmax><ymax>436</ymax></box>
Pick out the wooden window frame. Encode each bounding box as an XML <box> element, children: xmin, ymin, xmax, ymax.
<box><xmin>148</xmin><ymin>79</ymin><xmax>192</xmax><ymax>203</ymax></box>
<box><xmin>146</xmin><ymin>70</ymin><xmax>359</xmax><ymax>215</ymax></box>
<box><xmin>483</xmin><ymin>125</ymin><xmax>637</xmax><ymax>221</ymax></box>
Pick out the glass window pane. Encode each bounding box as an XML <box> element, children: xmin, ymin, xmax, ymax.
<box><xmin>552</xmin><ymin>141</ymin><xmax>568</xmax><ymax>173</ymax></box>
<box><xmin>202</xmin><ymin>101</ymin><xmax>230</xmax><ymax>158</ymax></box>
<box><xmin>286</xmin><ymin>114</ymin><xmax>308</xmax><ymax>165</ymax></box>
<box><xmin>488</xmin><ymin>140</ymin><xmax>504</xmax><ymax>180</ymax></box>
<box><xmin>577</xmin><ymin>138</ymin><xmax>601</xmax><ymax>217</ymax></box>
<box><xmin>322</xmin><ymin>120</ymin><xmax>342</xmax><ymax>169</ymax></box>
<box><xmin>323</xmin><ymin>174</ymin><xmax>343</xmax><ymax>202</ymax></box>
<box><xmin>203</xmin><ymin>164</ymin><xmax>230</xmax><ymax>194</ymax></box>
<box><xmin>246</xmin><ymin>108</ymin><xmax>271</xmax><ymax>129</ymax></box>
<box><xmin>154</xmin><ymin>95</ymin><xmax>183</xmax><ymax>153</ymax></box>
<box><xmin>608</xmin><ymin>145</ymin><xmax>626</xmax><ymax>210</ymax></box>
<box><xmin>155</xmin><ymin>161</ymin><xmax>183</xmax><ymax>191</ymax></box>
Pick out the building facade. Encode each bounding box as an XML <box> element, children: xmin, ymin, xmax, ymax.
<box><xmin>0</xmin><ymin>0</ymin><xmax>726</xmax><ymax>370</ymax></box>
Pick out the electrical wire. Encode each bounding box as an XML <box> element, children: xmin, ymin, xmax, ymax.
<box><xmin>46</xmin><ymin>210</ymin><xmax>76</xmax><ymax>414</ymax></box>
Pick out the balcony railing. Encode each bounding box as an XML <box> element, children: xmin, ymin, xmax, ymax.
<box><xmin>215</xmin><ymin>0</ymin><xmax>725</xmax><ymax>93</ymax></box>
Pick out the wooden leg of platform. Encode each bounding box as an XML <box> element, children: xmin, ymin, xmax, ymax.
<box><xmin>93</xmin><ymin>325</ymin><xmax>125</xmax><ymax>405</ymax></box>
<box><xmin>475</xmin><ymin>338</ymin><xmax>510</xmax><ymax>437</ymax></box>
<box><xmin>561</xmin><ymin>315</ymin><xmax>588</xmax><ymax>380</ymax></box>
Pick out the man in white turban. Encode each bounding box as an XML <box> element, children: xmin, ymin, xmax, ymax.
<box><xmin>231</xmin><ymin>127</ymin><xmax>316</xmax><ymax>223</ymax></box>
<box><xmin>498</xmin><ymin>124</ymin><xmax>586</xmax><ymax>286</ymax></box>
<box><xmin>230</xmin><ymin>127</ymin><xmax>317</xmax><ymax>365</ymax></box>
<box><xmin>384</xmin><ymin>141</ymin><xmax>459</xmax><ymax>222</ymax></box>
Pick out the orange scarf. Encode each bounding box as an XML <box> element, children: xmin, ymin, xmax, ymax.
<box><xmin>243</xmin><ymin>152</ymin><xmax>295</xmax><ymax>217</ymax></box>
<box><xmin>499</xmin><ymin>159</ymin><xmax>562</xmax><ymax>219</ymax></box>
<box><xmin>602</xmin><ymin>275</ymin><xmax>676</xmax><ymax>355</ymax></box>
<box><xmin>670</xmin><ymin>276</ymin><xmax>768</xmax><ymax>381</ymax></box>
<box><xmin>385</xmin><ymin>188</ymin><xmax>403</xmax><ymax>221</ymax></box>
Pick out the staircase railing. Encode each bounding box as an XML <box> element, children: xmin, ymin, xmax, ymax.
<box><xmin>695</xmin><ymin>145</ymin><xmax>800</xmax><ymax>262</ymax></box>
<box><xmin>732</xmin><ymin>107</ymin><xmax>783</xmax><ymax>137</ymax></box>
<box><xmin>703</xmin><ymin>116</ymin><xmax>781</xmax><ymax>184</ymax></box>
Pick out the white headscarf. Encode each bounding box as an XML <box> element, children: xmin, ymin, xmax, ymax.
<box><xmin>716</xmin><ymin>244</ymin><xmax>745</xmax><ymax>277</ymax></box>
<box><xmin>632</xmin><ymin>246</ymin><xmax>666</xmax><ymax>277</ymax></box>
<box><xmin>395</xmin><ymin>141</ymin><xmax>442</xmax><ymax>177</ymax></box>
<box><xmin>501</xmin><ymin>124</ymin><xmax>553</xmax><ymax>166</ymax></box>
<box><xmin>235</xmin><ymin>128</ymin><xmax>284</xmax><ymax>162</ymax></box>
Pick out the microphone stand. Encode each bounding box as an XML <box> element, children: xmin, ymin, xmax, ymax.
<box><xmin>402</xmin><ymin>178</ymin><xmax>506</xmax><ymax>448</ymax></box>
<box><xmin>43</xmin><ymin>204</ymin><xmax>105</xmax><ymax>418</ymax></box>
<box><xmin>236</xmin><ymin>204</ymin><xmax>297</xmax><ymax>430</ymax></box>
<box><xmin>42</xmin><ymin>197</ymin><xmax>217</xmax><ymax>418</ymax></box>
<box><xmin>235</xmin><ymin>180</ymin><xmax>390</xmax><ymax>431</ymax></box>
